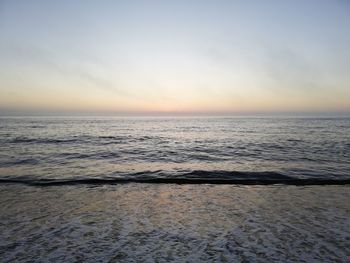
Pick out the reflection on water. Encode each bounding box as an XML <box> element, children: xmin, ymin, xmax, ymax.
<box><xmin>0</xmin><ymin>184</ymin><xmax>349</xmax><ymax>262</ymax></box>
<box><xmin>0</xmin><ymin>117</ymin><xmax>350</xmax><ymax>181</ymax></box>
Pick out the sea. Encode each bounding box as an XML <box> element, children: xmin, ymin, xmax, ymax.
<box><xmin>0</xmin><ymin>116</ymin><xmax>350</xmax><ymax>184</ymax></box>
<box><xmin>0</xmin><ymin>117</ymin><xmax>349</xmax><ymax>262</ymax></box>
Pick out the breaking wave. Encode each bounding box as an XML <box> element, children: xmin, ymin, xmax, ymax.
<box><xmin>1</xmin><ymin>170</ymin><xmax>349</xmax><ymax>186</ymax></box>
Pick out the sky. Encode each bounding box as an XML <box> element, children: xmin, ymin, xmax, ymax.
<box><xmin>0</xmin><ymin>0</ymin><xmax>349</xmax><ymax>115</ymax></box>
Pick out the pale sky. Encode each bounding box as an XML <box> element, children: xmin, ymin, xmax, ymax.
<box><xmin>0</xmin><ymin>0</ymin><xmax>349</xmax><ymax>115</ymax></box>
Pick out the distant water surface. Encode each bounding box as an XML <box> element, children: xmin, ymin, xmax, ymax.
<box><xmin>0</xmin><ymin>117</ymin><xmax>349</xmax><ymax>184</ymax></box>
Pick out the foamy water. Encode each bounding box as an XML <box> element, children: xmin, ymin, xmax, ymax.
<box><xmin>0</xmin><ymin>184</ymin><xmax>349</xmax><ymax>262</ymax></box>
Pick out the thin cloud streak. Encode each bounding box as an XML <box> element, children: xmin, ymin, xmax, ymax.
<box><xmin>1</xmin><ymin>43</ymin><xmax>128</xmax><ymax>96</ymax></box>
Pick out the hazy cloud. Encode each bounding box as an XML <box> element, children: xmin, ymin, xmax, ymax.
<box><xmin>0</xmin><ymin>43</ymin><xmax>128</xmax><ymax>96</ymax></box>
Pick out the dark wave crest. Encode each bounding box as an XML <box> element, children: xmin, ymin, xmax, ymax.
<box><xmin>9</xmin><ymin>137</ymin><xmax>80</xmax><ymax>144</ymax></box>
<box><xmin>1</xmin><ymin>171</ymin><xmax>349</xmax><ymax>186</ymax></box>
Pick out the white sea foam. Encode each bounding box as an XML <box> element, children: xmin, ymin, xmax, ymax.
<box><xmin>0</xmin><ymin>184</ymin><xmax>349</xmax><ymax>262</ymax></box>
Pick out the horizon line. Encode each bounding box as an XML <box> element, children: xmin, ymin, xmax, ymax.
<box><xmin>0</xmin><ymin>110</ymin><xmax>349</xmax><ymax>118</ymax></box>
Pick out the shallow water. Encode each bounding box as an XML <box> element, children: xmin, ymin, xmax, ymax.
<box><xmin>0</xmin><ymin>184</ymin><xmax>349</xmax><ymax>262</ymax></box>
<box><xmin>0</xmin><ymin>117</ymin><xmax>350</xmax><ymax>184</ymax></box>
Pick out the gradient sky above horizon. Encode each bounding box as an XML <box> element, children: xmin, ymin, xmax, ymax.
<box><xmin>0</xmin><ymin>0</ymin><xmax>349</xmax><ymax>114</ymax></box>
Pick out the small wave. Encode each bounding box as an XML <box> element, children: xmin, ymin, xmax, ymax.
<box><xmin>1</xmin><ymin>158</ymin><xmax>39</xmax><ymax>167</ymax></box>
<box><xmin>98</xmin><ymin>135</ymin><xmax>126</xmax><ymax>141</ymax></box>
<box><xmin>137</xmin><ymin>135</ymin><xmax>167</xmax><ymax>142</ymax></box>
<box><xmin>98</xmin><ymin>136</ymin><xmax>119</xmax><ymax>139</ymax></box>
<box><xmin>55</xmin><ymin>151</ymin><xmax>120</xmax><ymax>160</ymax></box>
<box><xmin>55</xmin><ymin>153</ymin><xmax>91</xmax><ymax>160</ymax></box>
<box><xmin>287</xmin><ymin>139</ymin><xmax>303</xmax><ymax>142</ymax></box>
<box><xmin>97</xmin><ymin>135</ymin><xmax>127</xmax><ymax>145</ymax></box>
<box><xmin>10</xmin><ymin>137</ymin><xmax>81</xmax><ymax>144</ymax></box>
<box><xmin>0</xmin><ymin>171</ymin><xmax>349</xmax><ymax>186</ymax></box>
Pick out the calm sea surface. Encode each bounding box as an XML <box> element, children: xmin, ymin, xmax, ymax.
<box><xmin>0</xmin><ymin>117</ymin><xmax>349</xmax><ymax>184</ymax></box>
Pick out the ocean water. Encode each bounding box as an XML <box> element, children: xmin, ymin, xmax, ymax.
<box><xmin>0</xmin><ymin>117</ymin><xmax>349</xmax><ymax>184</ymax></box>
<box><xmin>0</xmin><ymin>184</ymin><xmax>349</xmax><ymax>262</ymax></box>
<box><xmin>0</xmin><ymin>117</ymin><xmax>350</xmax><ymax>262</ymax></box>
